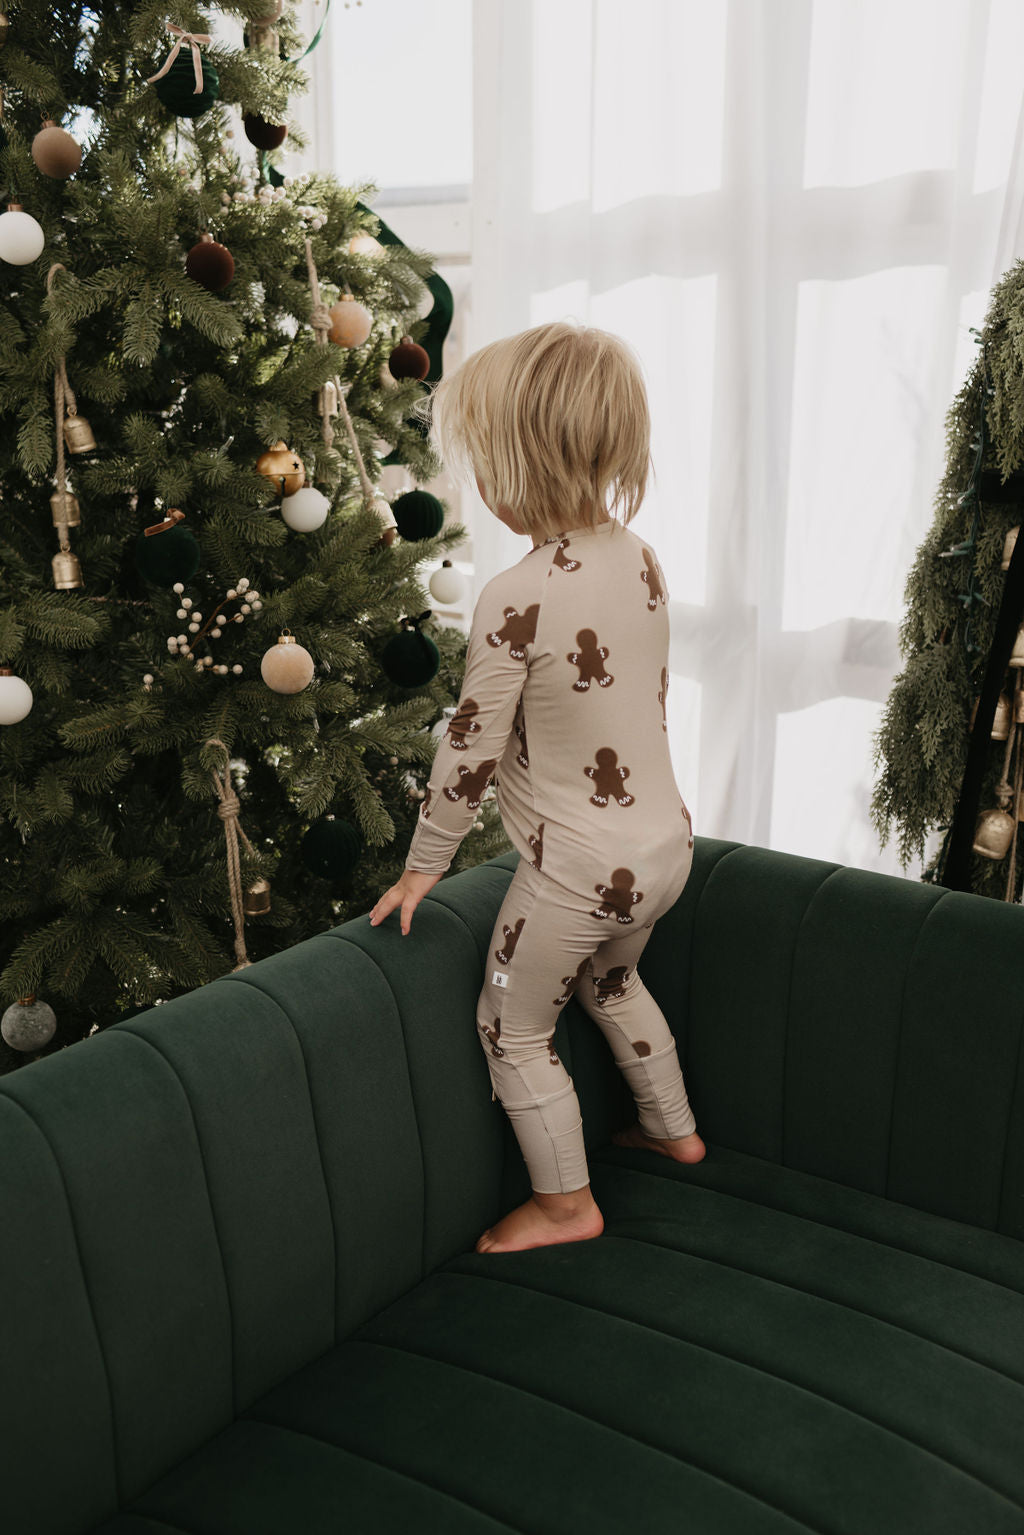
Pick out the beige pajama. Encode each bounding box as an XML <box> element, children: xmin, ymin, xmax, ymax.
<box><xmin>406</xmin><ymin>516</ymin><xmax>697</xmax><ymax>1192</ymax></box>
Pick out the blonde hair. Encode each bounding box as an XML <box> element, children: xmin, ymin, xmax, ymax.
<box><xmin>429</xmin><ymin>321</ymin><xmax>651</xmax><ymax>540</ymax></box>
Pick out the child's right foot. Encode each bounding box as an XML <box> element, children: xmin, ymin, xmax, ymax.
<box><xmin>611</xmin><ymin>1124</ymin><xmax>707</xmax><ymax>1164</ymax></box>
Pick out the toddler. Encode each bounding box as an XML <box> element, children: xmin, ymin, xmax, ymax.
<box><xmin>370</xmin><ymin>321</ymin><xmax>704</xmax><ymax>1254</ymax></box>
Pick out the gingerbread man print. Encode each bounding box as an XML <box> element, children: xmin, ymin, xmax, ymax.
<box><xmin>640</xmin><ymin>550</ymin><xmax>667</xmax><ymax>610</ymax></box>
<box><xmin>552</xmin><ymin>539</ymin><xmax>581</xmax><ymax>573</ymax></box>
<box><xmin>495</xmin><ymin>918</ymin><xmax>526</xmax><ymax>967</ymax></box>
<box><xmin>553</xmin><ymin>954</ymin><xmax>590</xmax><ymax>1006</ymax></box>
<box><xmin>592</xmin><ymin>868</ymin><xmax>645</xmax><ymax>924</ymax></box>
<box><xmin>487</xmin><ymin>604</ymin><xmax>540</xmax><ymax>660</ymax></box>
<box><xmin>446</xmin><ymin>698</ymin><xmax>482</xmax><ymax>750</ymax></box>
<box><xmin>595</xmin><ymin>966</ymin><xmax>631</xmax><ymax>1003</ymax></box>
<box><xmin>421</xmin><ymin>785</ymin><xmax>434</xmax><ymax>819</ymax></box>
<box><xmin>513</xmin><ymin>716</ymin><xmax>529</xmax><ymax>768</ymax></box>
<box><xmin>528</xmin><ymin>821</ymin><xmax>545</xmax><ymax>869</ymax></box>
<box><xmin>546</xmin><ymin>1033</ymin><xmax>560</xmax><ymax>1065</ymax></box>
<box><xmin>584</xmin><ymin>747</ymin><xmax>635</xmax><ymax>807</ymax></box>
<box><xmin>443</xmin><ymin>759</ymin><xmax>497</xmax><ymax>808</ymax></box>
<box><xmin>480</xmin><ymin>1018</ymin><xmax>504</xmax><ymax>1058</ymax></box>
<box><xmin>658</xmin><ymin>668</ymin><xmax>668</xmax><ymax>732</ymax></box>
<box><xmin>681</xmin><ymin>799</ymin><xmax>694</xmax><ymax>848</ymax></box>
<box><xmin>567</xmin><ymin>629</ymin><xmax>614</xmax><ymax>691</ymax></box>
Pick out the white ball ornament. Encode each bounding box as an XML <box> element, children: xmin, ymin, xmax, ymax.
<box><xmin>261</xmin><ymin>631</ymin><xmax>315</xmax><ymax>693</ymax></box>
<box><xmin>429</xmin><ymin>560</ymin><xmax>467</xmax><ymax>605</ymax></box>
<box><xmin>0</xmin><ymin>204</ymin><xmax>45</xmax><ymax>265</ymax></box>
<box><xmin>280</xmin><ymin>486</ymin><xmax>330</xmax><ymax>532</ymax></box>
<box><xmin>0</xmin><ymin>668</ymin><xmax>33</xmax><ymax>724</ymax></box>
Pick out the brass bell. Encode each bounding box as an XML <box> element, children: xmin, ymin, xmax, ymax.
<box><xmin>973</xmin><ymin>807</ymin><xmax>1016</xmax><ymax>860</ymax></box>
<box><xmin>243</xmin><ymin>877</ymin><xmax>271</xmax><ymax>915</ymax></box>
<box><xmin>50</xmin><ymin>487</ymin><xmax>80</xmax><ymax>527</ymax></box>
<box><xmin>1002</xmin><ymin>526</ymin><xmax>1020</xmax><ymax>571</ymax></box>
<box><xmin>63</xmin><ymin>412</ymin><xmax>96</xmax><ymax>454</ymax></box>
<box><xmin>250</xmin><ymin>23</ymin><xmax>279</xmax><ymax>52</ymax></box>
<box><xmin>52</xmin><ymin>542</ymin><xmax>83</xmax><ymax>589</ymax></box>
<box><xmin>970</xmin><ymin>691</ymin><xmax>1012</xmax><ymax>739</ymax></box>
<box><xmin>318</xmin><ymin>380</ymin><xmax>339</xmax><ymax>417</ymax></box>
<box><xmin>1011</xmin><ymin>625</ymin><xmax>1024</xmax><ymax>669</ymax></box>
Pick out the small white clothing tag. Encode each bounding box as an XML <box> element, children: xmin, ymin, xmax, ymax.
<box><xmin>492</xmin><ymin>970</ymin><xmax>509</xmax><ymax>988</ymax></box>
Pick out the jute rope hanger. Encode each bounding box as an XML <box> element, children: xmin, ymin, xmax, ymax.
<box><xmin>303</xmin><ymin>236</ymin><xmax>377</xmax><ymax>504</ymax></box>
<box><xmin>205</xmin><ymin>737</ymin><xmax>257</xmax><ymax>970</ymax></box>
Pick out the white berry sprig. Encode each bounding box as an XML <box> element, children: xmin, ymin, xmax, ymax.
<box><xmin>157</xmin><ymin>576</ymin><xmax>264</xmax><ymax>678</ymax></box>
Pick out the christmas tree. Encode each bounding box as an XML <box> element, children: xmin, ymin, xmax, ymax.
<box><xmin>0</xmin><ymin>1</ymin><xmax>509</xmax><ymax>1069</ymax></box>
<box><xmin>872</xmin><ymin>259</ymin><xmax>1024</xmax><ymax>898</ymax></box>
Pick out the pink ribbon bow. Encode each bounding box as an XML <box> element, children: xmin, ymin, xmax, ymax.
<box><xmin>146</xmin><ymin>23</ymin><xmax>213</xmax><ymax>94</ymax></box>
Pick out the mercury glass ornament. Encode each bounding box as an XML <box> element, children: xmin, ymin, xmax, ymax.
<box><xmin>2</xmin><ymin>995</ymin><xmax>57</xmax><ymax>1051</ymax></box>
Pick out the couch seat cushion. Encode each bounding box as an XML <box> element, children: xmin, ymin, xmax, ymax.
<box><xmin>100</xmin><ymin>1146</ymin><xmax>1024</xmax><ymax>1535</ymax></box>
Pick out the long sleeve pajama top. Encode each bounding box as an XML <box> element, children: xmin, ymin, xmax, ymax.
<box><xmin>404</xmin><ymin>517</ymin><xmax>694</xmax><ymax>906</ymax></box>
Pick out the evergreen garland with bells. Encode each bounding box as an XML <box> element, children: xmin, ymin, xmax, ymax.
<box><xmin>0</xmin><ymin>0</ymin><xmax>511</xmax><ymax>1071</ymax></box>
<box><xmin>872</xmin><ymin>257</ymin><xmax>1024</xmax><ymax>898</ymax></box>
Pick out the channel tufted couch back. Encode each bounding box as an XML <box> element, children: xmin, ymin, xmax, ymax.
<box><xmin>3</xmin><ymin>838</ymin><xmax>1024</xmax><ymax>1535</ymax></box>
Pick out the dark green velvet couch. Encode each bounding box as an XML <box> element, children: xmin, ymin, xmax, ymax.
<box><xmin>4</xmin><ymin>838</ymin><xmax>1024</xmax><ymax>1535</ymax></box>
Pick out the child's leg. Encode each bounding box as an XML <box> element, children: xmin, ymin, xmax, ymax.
<box><xmin>475</xmin><ymin>860</ymin><xmax>599</xmax><ymax>1195</ymax></box>
<box><xmin>574</xmin><ymin>869</ymin><xmax>697</xmax><ymax>1142</ymax></box>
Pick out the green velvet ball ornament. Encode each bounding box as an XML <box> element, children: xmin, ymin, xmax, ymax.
<box><xmin>300</xmin><ymin>817</ymin><xmax>362</xmax><ymax>880</ymax></box>
<box><xmin>134</xmin><ymin>526</ymin><xmax>202</xmax><ymax>586</ymax></box>
<box><xmin>153</xmin><ymin>54</ymin><xmax>220</xmax><ymax>118</ymax></box>
<box><xmin>381</xmin><ymin>622</ymin><xmax>441</xmax><ymax>688</ymax></box>
<box><xmin>392</xmin><ymin>489</ymin><xmax>445</xmax><ymax>541</ymax></box>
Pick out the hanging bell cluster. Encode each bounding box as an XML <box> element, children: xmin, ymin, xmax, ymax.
<box><xmin>972</xmin><ymin>667</ymin><xmax>1024</xmax><ymax>889</ymax></box>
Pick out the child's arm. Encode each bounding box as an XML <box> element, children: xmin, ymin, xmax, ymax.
<box><xmin>404</xmin><ymin>572</ymin><xmax>537</xmax><ymax>877</ymax></box>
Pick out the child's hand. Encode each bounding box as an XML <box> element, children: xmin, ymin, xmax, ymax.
<box><xmin>369</xmin><ymin>869</ymin><xmax>442</xmax><ymax>935</ymax></box>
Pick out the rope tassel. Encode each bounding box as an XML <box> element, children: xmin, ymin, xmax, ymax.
<box><xmin>205</xmin><ymin>737</ymin><xmax>258</xmax><ymax>971</ymax></box>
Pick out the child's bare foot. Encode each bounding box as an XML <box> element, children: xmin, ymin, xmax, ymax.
<box><xmin>476</xmin><ymin>1188</ymin><xmax>604</xmax><ymax>1254</ymax></box>
<box><xmin>612</xmin><ymin>1123</ymin><xmax>707</xmax><ymax>1164</ymax></box>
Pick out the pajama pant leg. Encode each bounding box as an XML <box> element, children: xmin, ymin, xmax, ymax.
<box><xmin>574</xmin><ymin>863</ymin><xmax>696</xmax><ymax>1142</ymax></box>
<box><xmin>476</xmin><ymin>856</ymin><xmax>695</xmax><ymax>1195</ymax></box>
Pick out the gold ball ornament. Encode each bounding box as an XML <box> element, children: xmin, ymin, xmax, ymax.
<box><xmin>256</xmin><ymin>440</ymin><xmax>306</xmax><ymax>496</ymax></box>
<box><xmin>260</xmin><ymin>631</ymin><xmax>315</xmax><ymax>693</ymax></box>
<box><xmin>31</xmin><ymin>120</ymin><xmax>82</xmax><ymax>178</ymax></box>
<box><xmin>328</xmin><ymin>297</ymin><xmax>373</xmax><ymax>347</ymax></box>
<box><xmin>973</xmin><ymin>807</ymin><xmax>1016</xmax><ymax>860</ymax></box>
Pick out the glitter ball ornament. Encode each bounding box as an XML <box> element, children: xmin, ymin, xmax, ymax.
<box><xmin>2</xmin><ymin>994</ymin><xmax>57</xmax><ymax>1051</ymax></box>
<box><xmin>185</xmin><ymin>232</ymin><xmax>234</xmax><ymax>291</ymax></box>
<box><xmin>261</xmin><ymin>631</ymin><xmax>315</xmax><ymax>692</ymax></box>
<box><xmin>0</xmin><ymin>203</ymin><xmax>45</xmax><ymax>265</ymax></box>
<box><xmin>256</xmin><ymin>440</ymin><xmax>305</xmax><ymax>496</ymax></box>
<box><xmin>392</xmin><ymin>488</ymin><xmax>445</xmax><ymax>540</ymax></box>
<box><xmin>429</xmin><ymin>559</ymin><xmax>466</xmax><ymax>605</ymax></box>
<box><xmin>328</xmin><ymin>297</ymin><xmax>373</xmax><ymax>347</ymax></box>
<box><xmin>243</xmin><ymin>113</ymin><xmax>288</xmax><ymax>150</ymax></box>
<box><xmin>388</xmin><ymin>336</ymin><xmax>430</xmax><ymax>381</ymax></box>
<box><xmin>300</xmin><ymin>816</ymin><xmax>362</xmax><ymax>880</ymax></box>
<box><xmin>153</xmin><ymin>52</ymin><xmax>220</xmax><ymax>118</ymax></box>
<box><xmin>0</xmin><ymin>667</ymin><xmax>33</xmax><ymax>724</ymax></box>
<box><xmin>31</xmin><ymin>120</ymin><xmax>82</xmax><ymax>178</ymax></box>
<box><xmin>280</xmin><ymin>486</ymin><xmax>330</xmax><ymax>532</ymax></box>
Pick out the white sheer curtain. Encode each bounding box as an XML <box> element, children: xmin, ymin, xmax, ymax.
<box><xmin>469</xmin><ymin>0</ymin><xmax>1024</xmax><ymax>876</ymax></box>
